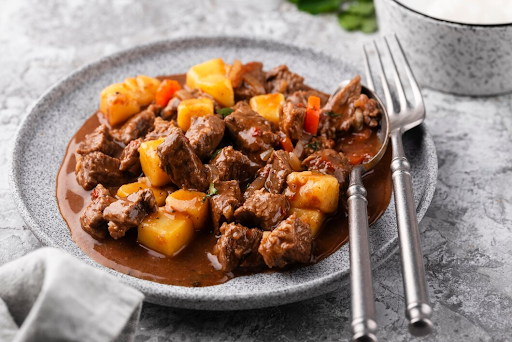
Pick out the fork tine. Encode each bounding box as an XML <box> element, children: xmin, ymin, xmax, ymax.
<box><xmin>384</xmin><ymin>37</ymin><xmax>407</xmax><ymax>112</ymax></box>
<box><xmin>362</xmin><ymin>45</ymin><xmax>375</xmax><ymax>91</ymax></box>
<box><xmin>373</xmin><ymin>40</ymin><xmax>394</xmax><ymax>115</ymax></box>
<box><xmin>393</xmin><ymin>34</ymin><xmax>424</xmax><ymax>109</ymax></box>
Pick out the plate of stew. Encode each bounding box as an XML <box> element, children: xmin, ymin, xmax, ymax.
<box><xmin>10</xmin><ymin>37</ymin><xmax>437</xmax><ymax>310</ymax></box>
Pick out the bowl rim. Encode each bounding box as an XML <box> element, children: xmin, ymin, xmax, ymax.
<box><xmin>389</xmin><ymin>0</ymin><xmax>512</xmax><ymax>28</ymax></box>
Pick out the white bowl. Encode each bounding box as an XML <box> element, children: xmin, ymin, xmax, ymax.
<box><xmin>375</xmin><ymin>0</ymin><xmax>512</xmax><ymax>96</ymax></box>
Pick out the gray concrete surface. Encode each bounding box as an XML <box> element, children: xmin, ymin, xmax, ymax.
<box><xmin>1</xmin><ymin>1</ymin><xmax>511</xmax><ymax>341</ymax></box>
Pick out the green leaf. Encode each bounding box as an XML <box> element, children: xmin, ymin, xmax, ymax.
<box><xmin>210</xmin><ymin>148</ymin><xmax>222</xmax><ymax>161</ymax></box>
<box><xmin>208</xmin><ymin>182</ymin><xmax>218</xmax><ymax>196</ymax></box>
<box><xmin>216</xmin><ymin>107</ymin><xmax>234</xmax><ymax>117</ymax></box>
<box><xmin>361</xmin><ymin>16</ymin><xmax>378</xmax><ymax>33</ymax></box>
<box><xmin>325</xmin><ymin>111</ymin><xmax>341</xmax><ymax>117</ymax></box>
<box><xmin>305</xmin><ymin>141</ymin><xmax>320</xmax><ymax>151</ymax></box>
<box><xmin>289</xmin><ymin>0</ymin><xmax>377</xmax><ymax>33</ymax></box>
<box><xmin>297</xmin><ymin>0</ymin><xmax>342</xmax><ymax>14</ymax></box>
<box><xmin>203</xmin><ymin>182</ymin><xmax>219</xmax><ymax>202</ymax></box>
<box><xmin>338</xmin><ymin>12</ymin><xmax>363</xmax><ymax>31</ymax></box>
<box><xmin>346</xmin><ymin>2</ymin><xmax>374</xmax><ymax>16</ymax></box>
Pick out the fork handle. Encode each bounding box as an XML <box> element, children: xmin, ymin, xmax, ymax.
<box><xmin>390</xmin><ymin>130</ymin><xmax>433</xmax><ymax>336</ymax></box>
<box><xmin>348</xmin><ymin>165</ymin><xmax>378</xmax><ymax>342</ymax></box>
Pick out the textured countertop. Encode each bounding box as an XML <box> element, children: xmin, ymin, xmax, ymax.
<box><xmin>2</xmin><ymin>1</ymin><xmax>512</xmax><ymax>341</ymax></box>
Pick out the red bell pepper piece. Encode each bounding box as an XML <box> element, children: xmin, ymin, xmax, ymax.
<box><xmin>155</xmin><ymin>79</ymin><xmax>181</xmax><ymax>107</ymax></box>
<box><xmin>305</xmin><ymin>96</ymin><xmax>321</xmax><ymax>135</ymax></box>
<box><xmin>280</xmin><ymin>135</ymin><xmax>294</xmax><ymax>152</ymax></box>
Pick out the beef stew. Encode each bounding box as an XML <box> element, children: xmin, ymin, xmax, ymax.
<box><xmin>56</xmin><ymin>59</ymin><xmax>392</xmax><ymax>287</ymax></box>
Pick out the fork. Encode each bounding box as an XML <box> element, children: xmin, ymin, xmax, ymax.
<box><xmin>363</xmin><ymin>35</ymin><xmax>433</xmax><ymax>337</ymax></box>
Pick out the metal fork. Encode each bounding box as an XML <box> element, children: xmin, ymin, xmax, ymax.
<box><xmin>363</xmin><ymin>35</ymin><xmax>433</xmax><ymax>337</ymax></box>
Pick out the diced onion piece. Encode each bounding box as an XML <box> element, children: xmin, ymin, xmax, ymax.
<box><xmin>228</xmin><ymin>59</ymin><xmax>244</xmax><ymax>88</ymax></box>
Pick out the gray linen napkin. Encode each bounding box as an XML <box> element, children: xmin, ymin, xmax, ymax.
<box><xmin>0</xmin><ymin>247</ymin><xmax>144</xmax><ymax>342</ymax></box>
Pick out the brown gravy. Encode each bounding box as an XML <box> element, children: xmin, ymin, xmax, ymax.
<box><xmin>56</xmin><ymin>74</ymin><xmax>393</xmax><ymax>287</ymax></box>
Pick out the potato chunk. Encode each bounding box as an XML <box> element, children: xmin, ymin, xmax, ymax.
<box><xmin>138</xmin><ymin>209</ymin><xmax>194</xmax><ymax>257</ymax></box>
<box><xmin>100</xmin><ymin>75</ymin><xmax>161</xmax><ymax>126</ymax></box>
<box><xmin>177</xmin><ymin>98</ymin><xmax>214</xmax><ymax>131</ymax></box>
<box><xmin>289</xmin><ymin>207</ymin><xmax>324</xmax><ymax>237</ymax></box>
<box><xmin>186</xmin><ymin>58</ymin><xmax>234</xmax><ymax>107</ymax></box>
<box><xmin>165</xmin><ymin>189</ymin><xmax>209</xmax><ymax>230</ymax></box>
<box><xmin>124</xmin><ymin>75</ymin><xmax>162</xmax><ymax>107</ymax></box>
<box><xmin>100</xmin><ymin>83</ymin><xmax>141</xmax><ymax>126</ymax></box>
<box><xmin>138</xmin><ymin>138</ymin><xmax>172</xmax><ymax>187</ymax></box>
<box><xmin>250</xmin><ymin>93</ymin><xmax>285</xmax><ymax>126</ymax></box>
<box><xmin>196</xmin><ymin>74</ymin><xmax>234</xmax><ymax>107</ymax></box>
<box><xmin>186</xmin><ymin>58</ymin><xmax>227</xmax><ymax>89</ymax></box>
<box><xmin>117</xmin><ymin>178</ymin><xmax>168</xmax><ymax>206</ymax></box>
<box><xmin>285</xmin><ymin>171</ymin><xmax>339</xmax><ymax>214</ymax></box>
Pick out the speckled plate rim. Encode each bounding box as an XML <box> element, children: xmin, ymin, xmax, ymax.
<box><xmin>9</xmin><ymin>36</ymin><xmax>437</xmax><ymax>310</ymax></box>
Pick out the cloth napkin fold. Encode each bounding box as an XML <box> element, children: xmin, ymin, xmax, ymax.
<box><xmin>0</xmin><ymin>247</ymin><xmax>144</xmax><ymax>342</ymax></box>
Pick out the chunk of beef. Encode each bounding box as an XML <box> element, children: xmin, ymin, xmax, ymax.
<box><xmin>76</xmin><ymin>125</ymin><xmax>121</xmax><ymax>156</ymax></box>
<box><xmin>229</xmin><ymin>61</ymin><xmax>267</xmax><ymax>101</ymax></box>
<box><xmin>147</xmin><ymin>104</ymin><xmax>162</xmax><ymax>116</ymax></box>
<box><xmin>212</xmin><ymin>222</ymin><xmax>263</xmax><ymax>272</ymax></box>
<box><xmin>174</xmin><ymin>89</ymin><xmax>195</xmax><ymax>100</ymax></box>
<box><xmin>224</xmin><ymin>102</ymin><xmax>278</xmax><ymax>160</ymax></box>
<box><xmin>353</xmin><ymin>94</ymin><xmax>381</xmax><ymax>129</ymax></box>
<box><xmin>157</xmin><ymin>126</ymin><xmax>209</xmax><ymax>191</ymax></box>
<box><xmin>161</xmin><ymin>97</ymin><xmax>181</xmax><ymax>120</ymax></box>
<box><xmin>323</xmin><ymin>75</ymin><xmax>362</xmax><ymax>114</ymax></box>
<box><xmin>103</xmin><ymin>189</ymin><xmax>157</xmax><ymax>239</ymax></box>
<box><xmin>234</xmin><ymin>189</ymin><xmax>289</xmax><ymax>230</ymax></box>
<box><xmin>302</xmin><ymin>149</ymin><xmax>352</xmax><ymax>190</ymax></box>
<box><xmin>80</xmin><ymin>184</ymin><xmax>116</xmax><ymax>239</ymax></box>
<box><xmin>287</xmin><ymin>89</ymin><xmax>330</xmax><ymax>107</ymax></box>
<box><xmin>279</xmin><ymin>101</ymin><xmax>305</xmax><ymax>143</ymax></box>
<box><xmin>111</xmin><ymin>108</ymin><xmax>155</xmax><ymax>144</ymax></box>
<box><xmin>264</xmin><ymin>150</ymin><xmax>295</xmax><ymax>194</ymax></box>
<box><xmin>318</xmin><ymin>76</ymin><xmax>362</xmax><ymax>139</ymax></box>
<box><xmin>243</xmin><ymin>164</ymin><xmax>271</xmax><ymax>200</ymax></box>
<box><xmin>144</xmin><ymin>117</ymin><xmax>177</xmax><ymax>141</ymax></box>
<box><xmin>75</xmin><ymin>151</ymin><xmax>126</xmax><ymax>190</ymax></box>
<box><xmin>210</xmin><ymin>180</ymin><xmax>242</xmax><ymax>234</ymax></box>
<box><xmin>209</xmin><ymin>146</ymin><xmax>258</xmax><ymax>183</ymax></box>
<box><xmin>301</xmin><ymin>136</ymin><xmax>335</xmax><ymax>159</ymax></box>
<box><xmin>119</xmin><ymin>138</ymin><xmax>142</xmax><ymax>175</ymax></box>
<box><xmin>244</xmin><ymin>150</ymin><xmax>295</xmax><ymax>199</ymax></box>
<box><xmin>258</xmin><ymin>213</ymin><xmax>312</xmax><ymax>268</ymax></box>
<box><xmin>266</xmin><ymin>65</ymin><xmax>306</xmax><ymax>96</ymax></box>
<box><xmin>185</xmin><ymin>115</ymin><xmax>225</xmax><ymax>160</ymax></box>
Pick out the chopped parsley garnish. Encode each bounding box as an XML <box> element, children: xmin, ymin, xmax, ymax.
<box><xmin>305</xmin><ymin>141</ymin><xmax>320</xmax><ymax>151</ymax></box>
<box><xmin>210</xmin><ymin>148</ymin><xmax>222</xmax><ymax>160</ymax></box>
<box><xmin>325</xmin><ymin>111</ymin><xmax>341</xmax><ymax>117</ymax></box>
<box><xmin>203</xmin><ymin>182</ymin><xmax>219</xmax><ymax>203</ymax></box>
<box><xmin>216</xmin><ymin>107</ymin><xmax>234</xmax><ymax>117</ymax></box>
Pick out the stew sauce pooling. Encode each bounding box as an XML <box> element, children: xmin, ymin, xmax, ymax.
<box><xmin>57</xmin><ymin>63</ymin><xmax>392</xmax><ymax>287</ymax></box>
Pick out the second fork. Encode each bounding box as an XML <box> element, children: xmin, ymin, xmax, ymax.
<box><xmin>363</xmin><ymin>36</ymin><xmax>434</xmax><ymax>337</ymax></box>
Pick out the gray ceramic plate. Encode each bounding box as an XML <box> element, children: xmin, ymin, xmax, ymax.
<box><xmin>9</xmin><ymin>37</ymin><xmax>437</xmax><ymax>310</ymax></box>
